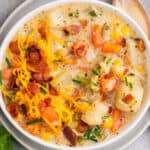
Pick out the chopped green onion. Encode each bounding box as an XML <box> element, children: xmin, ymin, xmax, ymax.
<box><xmin>5</xmin><ymin>57</ymin><xmax>12</xmax><ymax>68</ymax></box>
<box><xmin>40</xmin><ymin>86</ymin><xmax>47</xmax><ymax>94</ymax></box>
<box><xmin>122</xmin><ymin>93</ymin><xmax>125</xmax><ymax>101</ymax></box>
<box><xmin>106</xmin><ymin>58</ymin><xmax>112</xmax><ymax>65</ymax></box>
<box><xmin>84</xmin><ymin>126</ymin><xmax>103</xmax><ymax>143</ymax></box>
<box><xmin>89</xmin><ymin>10</ymin><xmax>97</xmax><ymax>17</ymax></box>
<box><xmin>6</xmin><ymin>96</ymin><xmax>11</xmax><ymax>104</ymax></box>
<box><xmin>53</xmin><ymin>59</ymin><xmax>63</xmax><ymax>62</ymax></box>
<box><xmin>68</xmin><ymin>10</ymin><xmax>79</xmax><ymax>17</ymax></box>
<box><xmin>26</xmin><ymin>118</ymin><xmax>42</xmax><ymax>125</ymax></box>
<box><xmin>101</xmin><ymin>115</ymin><xmax>109</xmax><ymax>120</ymax></box>
<box><xmin>125</xmin><ymin>77</ymin><xmax>128</xmax><ymax>86</ymax></box>
<box><xmin>92</xmin><ymin>69</ymin><xmax>100</xmax><ymax>76</ymax></box>
<box><xmin>129</xmin><ymin>82</ymin><xmax>133</xmax><ymax>89</ymax></box>
<box><xmin>76</xmin><ymin>98</ymin><xmax>89</xmax><ymax>103</ymax></box>
<box><xmin>0</xmin><ymin>70</ymin><xmax>2</xmax><ymax>85</ymax></box>
<box><xmin>101</xmin><ymin>23</ymin><xmax>107</xmax><ymax>36</ymax></box>
<box><xmin>72</xmin><ymin>79</ymin><xmax>82</xmax><ymax>84</ymax></box>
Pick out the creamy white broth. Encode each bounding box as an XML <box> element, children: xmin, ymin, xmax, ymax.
<box><xmin>2</xmin><ymin>3</ymin><xmax>146</xmax><ymax>147</ymax></box>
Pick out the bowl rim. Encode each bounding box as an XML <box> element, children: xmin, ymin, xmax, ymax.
<box><xmin>0</xmin><ymin>0</ymin><xmax>150</xmax><ymax>149</ymax></box>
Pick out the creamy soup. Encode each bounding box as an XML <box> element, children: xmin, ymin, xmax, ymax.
<box><xmin>1</xmin><ymin>3</ymin><xmax>146</xmax><ymax>147</ymax></box>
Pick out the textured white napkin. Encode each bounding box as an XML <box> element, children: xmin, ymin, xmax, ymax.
<box><xmin>0</xmin><ymin>0</ymin><xmax>149</xmax><ymax>150</ymax></box>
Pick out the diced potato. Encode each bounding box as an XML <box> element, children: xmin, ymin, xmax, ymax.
<box><xmin>115</xmin><ymin>76</ymin><xmax>144</xmax><ymax>112</ymax></box>
<box><xmin>81</xmin><ymin>100</ymin><xmax>109</xmax><ymax>125</ymax></box>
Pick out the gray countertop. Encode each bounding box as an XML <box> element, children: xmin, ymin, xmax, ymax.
<box><xmin>0</xmin><ymin>0</ymin><xmax>150</xmax><ymax>150</ymax></box>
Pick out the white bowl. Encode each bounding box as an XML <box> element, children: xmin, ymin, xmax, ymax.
<box><xmin>0</xmin><ymin>0</ymin><xmax>150</xmax><ymax>149</ymax></box>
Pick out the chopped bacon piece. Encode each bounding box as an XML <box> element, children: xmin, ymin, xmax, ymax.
<box><xmin>28</xmin><ymin>83</ymin><xmax>40</xmax><ymax>95</ymax></box>
<box><xmin>49</xmin><ymin>85</ymin><xmax>58</xmax><ymax>96</ymax></box>
<box><xmin>7</xmin><ymin>76</ymin><xmax>17</xmax><ymax>90</ymax></box>
<box><xmin>9</xmin><ymin>41</ymin><xmax>20</xmax><ymax>54</ymax></box>
<box><xmin>64</xmin><ymin>25</ymin><xmax>80</xmax><ymax>35</ymax></box>
<box><xmin>27</xmin><ymin>46</ymin><xmax>41</xmax><ymax>65</ymax></box>
<box><xmin>76</xmin><ymin>120</ymin><xmax>89</xmax><ymax>133</ymax></box>
<box><xmin>7</xmin><ymin>103</ymin><xmax>20</xmax><ymax>118</ymax></box>
<box><xmin>63</xmin><ymin>126</ymin><xmax>77</xmax><ymax>146</ymax></box>
<box><xmin>119</xmin><ymin>37</ymin><xmax>126</xmax><ymax>47</ymax></box>
<box><xmin>2</xmin><ymin>67</ymin><xmax>12</xmax><ymax>80</ymax></box>
<box><xmin>73</xmin><ymin>41</ymin><xmax>89</xmax><ymax>57</ymax></box>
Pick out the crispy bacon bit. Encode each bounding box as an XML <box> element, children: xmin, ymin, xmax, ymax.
<box><xmin>7</xmin><ymin>76</ymin><xmax>17</xmax><ymax>90</ymax></box>
<box><xmin>49</xmin><ymin>85</ymin><xmax>58</xmax><ymax>96</ymax></box>
<box><xmin>63</xmin><ymin>126</ymin><xmax>77</xmax><ymax>146</ymax></box>
<box><xmin>123</xmin><ymin>68</ymin><xmax>129</xmax><ymax>75</ymax></box>
<box><xmin>79</xmin><ymin>19</ymin><xmax>88</xmax><ymax>28</ymax></box>
<box><xmin>108</xmin><ymin>106</ymin><xmax>113</xmax><ymax>114</ymax></box>
<box><xmin>34</xmin><ymin>63</ymin><xmax>49</xmax><ymax>73</ymax></box>
<box><xmin>120</xmin><ymin>37</ymin><xmax>126</xmax><ymax>47</ymax></box>
<box><xmin>32</xmin><ymin>72</ymin><xmax>53</xmax><ymax>82</ymax></box>
<box><xmin>9</xmin><ymin>41</ymin><xmax>20</xmax><ymax>54</ymax></box>
<box><xmin>7</xmin><ymin>103</ymin><xmax>19</xmax><ymax>118</ymax></box>
<box><xmin>99</xmin><ymin>74</ymin><xmax>118</xmax><ymax>93</ymax></box>
<box><xmin>124</xmin><ymin>94</ymin><xmax>134</xmax><ymax>104</ymax></box>
<box><xmin>64</xmin><ymin>25</ymin><xmax>80</xmax><ymax>35</ymax></box>
<box><xmin>76</xmin><ymin>120</ymin><xmax>89</xmax><ymax>133</ymax></box>
<box><xmin>28</xmin><ymin>83</ymin><xmax>40</xmax><ymax>95</ymax></box>
<box><xmin>135</xmin><ymin>39</ymin><xmax>145</xmax><ymax>51</ymax></box>
<box><xmin>39</xmin><ymin>98</ymin><xmax>51</xmax><ymax>108</ymax></box>
<box><xmin>27</xmin><ymin>46</ymin><xmax>41</xmax><ymax>65</ymax></box>
<box><xmin>38</xmin><ymin>27</ymin><xmax>47</xmax><ymax>39</ymax></box>
<box><xmin>73</xmin><ymin>41</ymin><xmax>89</xmax><ymax>57</ymax></box>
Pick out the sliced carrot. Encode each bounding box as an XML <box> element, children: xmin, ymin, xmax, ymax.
<box><xmin>2</xmin><ymin>67</ymin><xmax>12</xmax><ymax>80</ymax></box>
<box><xmin>124</xmin><ymin>94</ymin><xmax>134</xmax><ymax>104</ymax></box>
<box><xmin>40</xmin><ymin>106</ymin><xmax>58</xmax><ymax>123</ymax></box>
<box><xmin>111</xmin><ymin>109</ymin><xmax>123</xmax><ymax>133</ymax></box>
<box><xmin>91</xmin><ymin>24</ymin><xmax>103</xmax><ymax>48</ymax></box>
<box><xmin>102</xmin><ymin>40</ymin><xmax>121</xmax><ymax>54</ymax></box>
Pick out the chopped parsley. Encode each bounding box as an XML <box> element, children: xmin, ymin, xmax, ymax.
<box><xmin>68</xmin><ymin>10</ymin><xmax>79</xmax><ymax>17</ymax></box>
<box><xmin>92</xmin><ymin>69</ymin><xmax>100</xmax><ymax>76</ymax></box>
<box><xmin>101</xmin><ymin>115</ymin><xmax>109</xmax><ymax>121</ymax></box>
<box><xmin>129</xmin><ymin>82</ymin><xmax>133</xmax><ymax>89</ymax></box>
<box><xmin>84</xmin><ymin>126</ymin><xmax>103</xmax><ymax>142</ymax></box>
<box><xmin>72</xmin><ymin>79</ymin><xmax>82</xmax><ymax>84</ymax></box>
<box><xmin>72</xmin><ymin>77</ymin><xmax>90</xmax><ymax>86</ymax></box>
<box><xmin>122</xmin><ymin>93</ymin><xmax>126</xmax><ymax>101</ymax></box>
<box><xmin>89</xmin><ymin>10</ymin><xmax>97</xmax><ymax>17</ymax></box>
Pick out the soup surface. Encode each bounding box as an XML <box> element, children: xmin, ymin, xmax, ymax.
<box><xmin>1</xmin><ymin>3</ymin><xmax>146</xmax><ymax>146</ymax></box>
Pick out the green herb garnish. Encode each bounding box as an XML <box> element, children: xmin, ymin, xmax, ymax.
<box><xmin>101</xmin><ymin>23</ymin><xmax>107</xmax><ymax>36</ymax></box>
<box><xmin>40</xmin><ymin>86</ymin><xmax>47</xmax><ymax>94</ymax></box>
<box><xmin>53</xmin><ymin>59</ymin><xmax>63</xmax><ymax>62</ymax></box>
<box><xmin>6</xmin><ymin>96</ymin><xmax>11</xmax><ymax>104</ymax></box>
<box><xmin>101</xmin><ymin>115</ymin><xmax>109</xmax><ymax>121</ymax></box>
<box><xmin>0</xmin><ymin>71</ymin><xmax>2</xmax><ymax>85</ymax></box>
<box><xmin>76</xmin><ymin>98</ymin><xmax>89</xmax><ymax>103</ymax></box>
<box><xmin>72</xmin><ymin>79</ymin><xmax>82</xmax><ymax>84</ymax></box>
<box><xmin>106</xmin><ymin>58</ymin><xmax>112</xmax><ymax>65</ymax></box>
<box><xmin>89</xmin><ymin>10</ymin><xmax>97</xmax><ymax>17</ymax></box>
<box><xmin>68</xmin><ymin>10</ymin><xmax>79</xmax><ymax>17</ymax></box>
<box><xmin>5</xmin><ymin>57</ymin><xmax>12</xmax><ymax>68</ymax></box>
<box><xmin>129</xmin><ymin>83</ymin><xmax>133</xmax><ymax>89</ymax></box>
<box><xmin>84</xmin><ymin>126</ymin><xmax>103</xmax><ymax>142</ymax></box>
<box><xmin>26</xmin><ymin>118</ymin><xmax>42</xmax><ymax>125</ymax></box>
<box><xmin>72</xmin><ymin>77</ymin><xmax>90</xmax><ymax>86</ymax></box>
<box><xmin>0</xmin><ymin>126</ymin><xmax>13</xmax><ymax>150</ymax></box>
<box><xmin>125</xmin><ymin>77</ymin><xmax>128</xmax><ymax>86</ymax></box>
<box><xmin>92</xmin><ymin>69</ymin><xmax>100</xmax><ymax>76</ymax></box>
<box><xmin>122</xmin><ymin>93</ymin><xmax>126</xmax><ymax>101</ymax></box>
